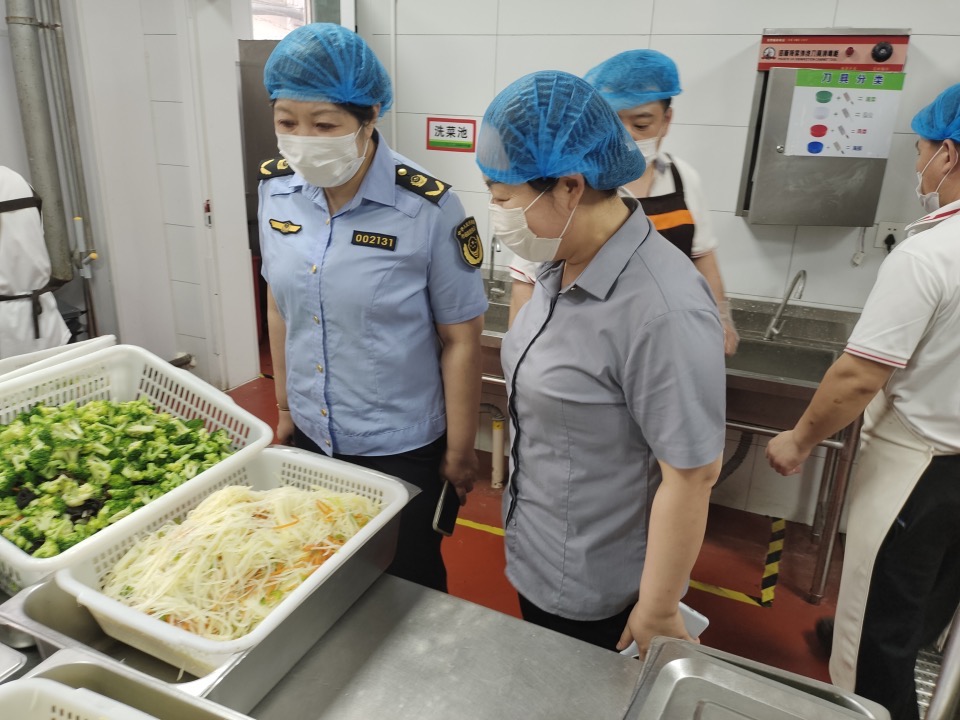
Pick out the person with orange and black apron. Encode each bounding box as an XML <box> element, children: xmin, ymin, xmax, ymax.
<box><xmin>508</xmin><ymin>50</ymin><xmax>738</xmax><ymax>355</ymax></box>
<box><xmin>0</xmin><ymin>166</ymin><xmax>69</xmax><ymax>359</ymax></box>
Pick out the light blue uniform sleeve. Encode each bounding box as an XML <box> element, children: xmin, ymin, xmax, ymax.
<box><xmin>623</xmin><ymin>308</ymin><xmax>726</xmax><ymax>469</ymax></box>
<box><xmin>427</xmin><ymin>192</ymin><xmax>488</xmax><ymax>325</ymax></box>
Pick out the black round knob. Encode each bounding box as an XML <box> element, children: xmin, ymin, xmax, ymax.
<box><xmin>872</xmin><ymin>42</ymin><xmax>894</xmax><ymax>62</ymax></box>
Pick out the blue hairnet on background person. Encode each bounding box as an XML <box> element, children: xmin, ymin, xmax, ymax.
<box><xmin>258</xmin><ymin>23</ymin><xmax>487</xmax><ymax>595</ymax></box>
<box><xmin>478</xmin><ymin>70</ymin><xmax>726</xmax><ymax>658</ymax></box>
<box><xmin>583</xmin><ymin>49</ymin><xmax>681</xmax><ymax>111</ymax></box>
<box><xmin>911</xmin><ymin>82</ymin><xmax>960</xmax><ymax>144</ymax></box>
<box><xmin>509</xmin><ymin>51</ymin><xmax>739</xmax><ymax>357</ymax></box>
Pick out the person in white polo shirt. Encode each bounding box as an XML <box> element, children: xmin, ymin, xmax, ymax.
<box><xmin>766</xmin><ymin>83</ymin><xmax>960</xmax><ymax>720</ymax></box>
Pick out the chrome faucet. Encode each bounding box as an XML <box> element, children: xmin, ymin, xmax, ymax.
<box><xmin>764</xmin><ymin>270</ymin><xmax>807</xmax><ymax>340</ymax></box>
<box><xmin>487</xmin><ymin>236</ymin><xmax>504</xmax><ymax>297</ymax></box>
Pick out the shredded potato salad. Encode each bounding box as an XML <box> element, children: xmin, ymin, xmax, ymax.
<box><xmin>102</xmin><ymin>485</ymin><xmax>381</xmax><ymax>640</ymax></box>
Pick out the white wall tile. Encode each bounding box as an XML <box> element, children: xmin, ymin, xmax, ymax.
<box><xmin>157</xmin><ymin>164</ymin><xmax>197</xmax><ymax>227</ymax></box>
<box><xmin>164</xmin><ymin>224</ymin><xmax>203</xmax><ymax>284</ymax></box>
<box><xmin>144</xmin><ymin>35</ymin><xmax>184</xmax><ymax>102</ymax></box>
<box><xmin>650</xmin><ymin>35</ymin><xmax>760</xmax><ymax>127</ymax></box>
<box><xmin>834</xmin><ymin>0</ymin><xmax>960</xmax><ymax>38</ymax></box>
<box><xmin>498</xmin><ymin>0</ymin><xmax>654</xmax><ymax>36</ymax></box>
<box><xmin>745</xmin><ymin>449</ymin><xmax>824</xmax><ymax>525</ymax></box>
<box><xmin>394</xmin><ymin>113</ymin><xmax>487</xmax><ymax>192</ymax></box>
<box><xmin>140</xmin><ymin>0</ymin><xmax>177</xmax><ymax>34</ymax></box>
<box><xmin>171</xmin><ymin>280</ymin><xmax>207</xmax><ymax>338</ymax></box>
<box><xmin>894</xmin><ymin>36</ymin><xmax>960</xmax><ymax>134</ymax></box>
<box><xmin>789</xmin><ymin>226</ymin><xmax>885</xmax><ymax>310</ymax></box>
<box><xmin>651</xmin><ymin>0</ymin><xmax>837</xmax><ymax>35</ymax></box>
<box><xmin>395</xmin><ymin>35</ymin><xmax>496</xmax><ymax>116</ymax></box>
<box><xmin>396</xmin><ymin>0</ymin><xmax>498</xmax><ymax>34</ymax></box>
<box><xmin>711</xmin><ymin>212</ymin><xmax>796</xmax><ymax>301</ymax></box>
<box><xmin>151</xmin><ymin>101</ymin><xmax>191</xmax><ymax>166</ymax></box>
<box><xmin>874</xmin><ymin>133</ymin><xmax>925</xmax><ymax>229</ymax></box>
<box><xmin>494</xmin><ymin>35</ymin><xmax>650</xmax><ymax>94</ymax></box>
<box><xmin>663</xmin><ymin>125</ymin><xmax>749</xmax><ymax>213</ymax></box>
<box><xmin>357</xmin><ymin>0</ymin><xmax>391</xmax><ymax>36</ymax></box>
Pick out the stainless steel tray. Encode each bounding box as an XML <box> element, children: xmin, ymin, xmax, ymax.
<box><xmin>24</xmin><ymin>647</ymin><xmax>252</xmax><ymax>719</ymax></box>
<box><xmin>0</xmin><ymin>642</ymin><xmax>24</xmax><ymax>682</ymax></box>
<box><xmin>0</xmin><ymin>511</ymin><xmax>401</xmax><ymax>713</ymax></box>
<box><xmin>623</xmin><ymin>638</ymin><xmax>890</xmax><ymax>720</ymax></box>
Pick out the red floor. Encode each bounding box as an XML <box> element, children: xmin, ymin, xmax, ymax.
<box><xmin>228</xmin><ymin>343</ymin><xmax>842</xmax><ymax>684</ymax></box>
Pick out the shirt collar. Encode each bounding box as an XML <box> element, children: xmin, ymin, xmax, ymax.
<box><xmin>544</xmin><ymin>197</ymin><xmax>649</xmax><ymax>301</ymax></box>
<box><xmin>906</xmin><ymin>197</ymin><xmax>960</xmax><ymax>236</ymax></box>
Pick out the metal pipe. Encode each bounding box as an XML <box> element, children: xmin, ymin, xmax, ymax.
<box><xmin>926</xmin><ymin>613</ymin><xmax>960</xmax><ymax>720</ymax></box>
<box><xmin>482</xmin><ymin>373</ymin><xmax>506</xmax><ymax>388</ymax></box>
<box><xmin>808</xmin><ymin>413</ymin><xmax>863</xmax><ymax>604</ymax></box>
<box><xmin>49</xmin><ymin>0</ymin><xmax>96</xmax><ymax>260</ymax></box>
<box><xmin>724</xmin><ymin>419</ymin><xmax>844</xmax><ymax>451</ymax></box>
<box><xmin>5</xmin><ymin>0</ymin><xmax>73</xmax><ymax>282</ymax></box>
<box><xmin>764</xmin><ymin>269</ymin><xmax>806</xmax><ymax>340</ymax></box>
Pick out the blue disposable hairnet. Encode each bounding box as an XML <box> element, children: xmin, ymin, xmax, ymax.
<box><xmin>264</xmin><ymin>23</ymin><xmax>392</xmax><ymax>115</ymax></box>
<box><xmin>911</xmin><ymin>83</ymin><xmax>960</xmax><ymax>144</ymax></box>
<box><xmin>476</xmin><ymin>71</ymin><xmax>645</xmax><ymax>189</ymax></box>
<box><xmin>584</xmin><ymin>49</ymin><xmax>682</xmax><ymax>112</ymax></box>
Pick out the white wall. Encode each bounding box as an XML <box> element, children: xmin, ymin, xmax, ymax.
<box><xmin>358</xmin><ymin>0</ymin><xmax>960</xmax><ymax>316</ymax></box>
<box><xmin>358</xmin><ymin>0</ymin><xmax>960</xmax><ymax>524</ymax></box>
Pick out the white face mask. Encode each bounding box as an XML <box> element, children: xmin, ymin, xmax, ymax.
<box><xmin>276</xmin><ymin>127</ymin><xmax>370</xmax><ymax>188</ymax></box>
<box><xmin>488</xmin><ymin>189</ymin><xmax>577</xmax><ymax>263</ymax></box>
<box><xmin>635</xmin><ymin>137</ymin><xmax>660</xmax><ymax>165</ymax></box>
<box><xmin>916</xmin><ymin>145</ymin><xmax>948</xmax><ymax>214</ymax></box>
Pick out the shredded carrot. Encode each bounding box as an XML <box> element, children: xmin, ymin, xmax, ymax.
<box><xmin>272</xmin><ymin>515</ymin><xmax>300</xmax><ymax>530</ymax></box>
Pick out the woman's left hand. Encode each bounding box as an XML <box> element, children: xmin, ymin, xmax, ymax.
<box><xmin>617</xmin><ymin>602</ymin><xmax>693</xmax><ymax>659</ymax></box>
<box><xmin>440</xmin><ymin>449</ymin><xmax>478</xmax><ymax>502</ymax></box>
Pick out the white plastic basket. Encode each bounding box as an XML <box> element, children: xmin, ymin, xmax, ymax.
<box><xmin>55</xmin><ymin>447</ymin><xmax>410</xmax><ymax>677</ymax></box>
<box><xmin>0</xmin><ymin>344</ymin><xmax>273</xmax><ymax>594</ymax></box>
<box><xmin>0</xmin><ymin>677</ymin><xmax>159</xmax><ymax>720</ymax></box>
<box><xmin>0</xmin><ymin>334</ymin><xmax>116</xmax><ymax>382</ymax></box>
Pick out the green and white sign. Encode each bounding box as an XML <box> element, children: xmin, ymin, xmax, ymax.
<box><xmin>785</xmin><ymin>70</ymin><xmax>905</xmax><ymax>158</ymax></box>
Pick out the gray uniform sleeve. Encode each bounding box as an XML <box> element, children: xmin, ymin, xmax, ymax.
<box><xmin>623</xmin><ymin>309</ymin><xmax>726</xmax><ymax>469</ymax></box>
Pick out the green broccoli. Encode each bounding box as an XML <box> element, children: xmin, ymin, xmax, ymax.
<box><xmin>62</xmin><ymin>482</ymin><xmax>98</xmax><ymax>507</ymax></box>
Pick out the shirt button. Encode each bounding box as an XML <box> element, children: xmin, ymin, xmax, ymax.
<box><xmin>313</xmin><ymin>315</ymin><xmax>319</xmax><ymax>324</ymax></box>
<box><xmin>321</xmin><ymin>408</ymin><xmax>328</xmax><ymax>417</ymax></box>
<box><xmin>324</xmin><ymin>439</ymin><xmax>331</xmax><ymax>447</ymax></box>
<box><xmin>325</xmin><ymin>218</ymin><xmax>330</xmax><ymax>225</ymax></box>
<box><xmin>316</xmin><ymin>364</ymin><xmax>324</xmax><ymax>373</ymax></box>
<box><xmin>311</xmin><ymin>264</ymin><xmax>317</xmax><ymax>274</ymax></box>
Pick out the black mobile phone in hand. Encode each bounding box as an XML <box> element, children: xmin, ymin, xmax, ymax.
<box><xmin>432</xmin><ymin>480</ymin><xmax>460</xmax><ymax>536</ymax></box>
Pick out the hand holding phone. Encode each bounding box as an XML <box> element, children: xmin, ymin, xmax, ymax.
<box><xmin>432</xmin><ymin>480</ymin><xmax>460</xmax><ymax>536</ymax></box>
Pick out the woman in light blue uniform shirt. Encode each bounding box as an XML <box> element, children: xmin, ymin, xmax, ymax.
<box><xmin>478</xmin><ymin>71</ymin><xmax>725</xmax><ymax>655</ymax></box>
<box><xmin>259</xmin><ymin>24</ymin><xmax>488</xmax><ymax>592</ymax></box>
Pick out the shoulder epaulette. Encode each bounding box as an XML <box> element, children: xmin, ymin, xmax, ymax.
<box><xmin>258</xmin><ymin>157</ymin><xmax>295</xmax><ymax>180</ymax></box>
<box><xmin>395</xmin><ymin>164</ymin><xmax>450</xmax><ymax>204</ymax></box>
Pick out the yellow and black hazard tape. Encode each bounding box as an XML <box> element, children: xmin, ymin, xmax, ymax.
<box><xmin>689</xmin><ymin>516</ymin><xmax>784</xmax><ymax>608</ymax></box>
<box><xmin>452</xmin><ymin>512</ymin><xmax>786</xmax><ymax>609</ymax></box>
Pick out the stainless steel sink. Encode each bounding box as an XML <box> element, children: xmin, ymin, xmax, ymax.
<box><xmin>726</xmin><ymin>338</ymin><xmax>838</xmax><ymax>387</ymax></box>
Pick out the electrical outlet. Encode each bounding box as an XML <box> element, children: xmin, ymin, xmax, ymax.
<box><xmin>874</xmin><ymin>222</ymin><xmax>906</xmax><ymax>250</ymax></box>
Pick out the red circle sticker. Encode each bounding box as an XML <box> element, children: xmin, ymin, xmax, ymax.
<box><xmin>809</xmin><ymin>125</ymin><xmax>828</xmax><ymax>138</ymax></box>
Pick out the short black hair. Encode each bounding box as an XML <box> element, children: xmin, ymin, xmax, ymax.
<box><xmin>269</xmin><ymin>99</ymin><xmax>377</xmax><ymax>126</ymax></box>
<box><xmin>527</xmin><ymin>177</ymin><xmax>617</xmax><ymax>198</ymax></box>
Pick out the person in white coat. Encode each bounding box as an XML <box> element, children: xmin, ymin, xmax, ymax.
<box><xmin>766</xmin><ymin>83</ymin><xmax>960</xmax><ymax>720</ymax></box>
<box><xmin>0</xmin><ymin>166</ymin><xmax>70</xmax><ymax>359</ymax></box>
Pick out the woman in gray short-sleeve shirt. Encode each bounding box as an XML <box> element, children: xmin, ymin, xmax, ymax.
<box><xmin>477</xmin><ymin>71</ymin><xmax>726</xmax><ymax>655</ymax></box>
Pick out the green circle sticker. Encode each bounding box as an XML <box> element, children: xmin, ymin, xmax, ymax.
<box><xmin>816</xmin><ymin>90</ymin><xmax>833</xmax><ymax>103</ymax></box>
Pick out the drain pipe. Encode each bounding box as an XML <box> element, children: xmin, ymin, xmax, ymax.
<box><xmin>5</xmin><ymin>0</ymin><xmax>73</xmax><ymax>283</ymax></box>
<box><xmin>480</xmin><ymin>403</ymin><xmax>506</xmax><ymax>489</ymax></box>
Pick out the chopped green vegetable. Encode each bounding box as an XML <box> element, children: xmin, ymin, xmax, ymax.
<box><xmin>0</xmin><ymin>399</ymin><xmax>234</xmax><ymax>557</ymax></box>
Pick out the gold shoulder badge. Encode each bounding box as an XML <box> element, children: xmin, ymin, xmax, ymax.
<box><xmin>259</xmin><ymin>156</ymin><xmax>295</xmax><ymax>180</ymax></box>
<box><xmin>396</xmin><ymin>164</ymin><xmax>450</xmax><ymax>204</ymax></box>
<box><xmin>269</xmin><ymin>219</ymin><xmax>302</xmax><ymax>235</ymax></box>
<box><xmin>454</xmin><ymin>216</ymin><xmax>483</xmax><ymax>269</ymax></box>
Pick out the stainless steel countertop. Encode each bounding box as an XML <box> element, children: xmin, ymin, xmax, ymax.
<box><xmin>252</xmin><ymin>574</ymin><xmax>640</xmax><ymax>720</ymax></box>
